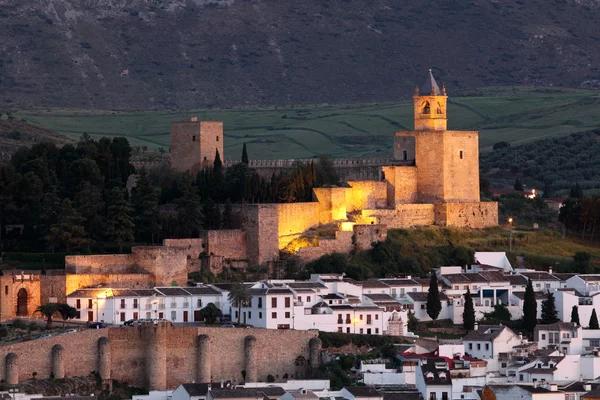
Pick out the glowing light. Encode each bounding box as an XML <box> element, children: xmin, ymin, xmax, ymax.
<box><xmin>340</xmin><ymin>222</ymin><xmax>355</xmax><ymax>232</ymax></box>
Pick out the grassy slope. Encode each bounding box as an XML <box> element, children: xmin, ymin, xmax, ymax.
<box><xmin>14</xmin><ymin>87</ymin><xmax>600</xmax><ymax>160</ymax></box>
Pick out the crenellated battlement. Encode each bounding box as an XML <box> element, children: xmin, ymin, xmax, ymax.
<box><xmin>222</xmin><ymin>157</ymin><xmax>392</xmax><ymax>168</ymax></box>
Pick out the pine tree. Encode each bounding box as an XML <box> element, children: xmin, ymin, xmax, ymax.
<box><xmin>45</xmin><ymin>199</ymin><xmax>90</xmax><ymax>252</ymax></box>
<box><xmin>241</xmin><ymin>143</ymin><xmax>249</xmax><ymax>165</ymax></box>
<box><xmin>213</xmin><ymin>150</ymin><xmax>224</xmax><ymax>201</ymax></box>
<box><xmin>132</xmin><ymin>169</ymin><xmax>161</xmax><ymax>243</ymax></box>
<box><xmin>426</xmin><ymin>272</ymin><xmax>442</xmax><ymax>323</ymax></box>
<box><xmin>571</xmin><ymin>305</ymin><xmax>580</xmax><ymax>325</ymax></box>
<box><xmin>407</xmin><ymin>310</ymin><xmax>418</xmax><ymax>333</ymax></box>
<box><xmin>222</xmin><ymin>199</ymin><xmax>233</xmax><ymax>229</ymax></box>
<box><xmin>540</xmin><ymin>291</ymin><xmax>559</xmax><ymax>324</ymax></box>
<box><xmin>75</xmin><ymin>181</ymin><xmax>105</xmax><ymax>242</ymax></box>
<box><xmin>175</xmin><ymin>178</ymin><xmax>203</xmax><ymax>237</ymax></box>
<box><xmin>523</xmin><ymin>278</ymin><xmax>538</xmax><ymax>333</ymax></box>
<box><xmin>590</xmin><ymin>309</ymin><xmax>600</xmax><ymax>329</ymax></box>
<box><xmin>104</xmin><ymin>187</ymin><xmax>135</xmax><ymax>252</ymax></box>
<box><xmin>463</xmin><ymin>287</ymin><xmax>475</xmax><ymax>331</ymax></box>
<box><xmin>203</xmin><ymin>198</ymin><xmax>221</xmax><ymax>230</ymax></box>
<box><xmin>514</xmin><ymin>178</ymin><xmax>524</xmax><ymax>191</ymax></box>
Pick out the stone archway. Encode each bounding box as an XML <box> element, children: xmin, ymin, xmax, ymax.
<box><xmin>16</xmin><ymin>288</ymin><xmax>28</xmax><ymax>316</ymax></box>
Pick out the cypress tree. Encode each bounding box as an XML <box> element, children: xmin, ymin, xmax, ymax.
<box><xmin>241</xmin><ymin>143</ymin><xmax>249</xmax><ymax>165</ymax></box>
<box><xmin>463</xmin><ymin>287</ymin><xmax>475</xmax><ymax>331</ymax></box>
<box><xmin>175</xmin><ymin>178</ymin><xmax>203</xmax><ymax>237</ymax></box>
<box><xmin>132</xmin><ymin>169</ymin><xmax>161</xmax><ymax>243</ymax></box>
<box><xmin>426</xmin><ymin>272</ymin><xmax>442</xmax><ymax>323</ymax></box>
<box><xmin>104</xmin><ymin>187</ymin><xmax>135</xmax><ymax>253</ymax></box>
<box><xmin>571</xmin><ymin>305</ymin><xmax>580</xmax><ymax>325</ymax></box>
<box><xmin>590</xmin><ymin>309</ymin><xmax>600</xmax><ymax>329</ymax></box>
<box><xmin>203</xmin><ymin>198</ymin><xmax>221</xmax><ymax>230</ymax></box>
<box><xmin>541</xmin><ymin>291</ymin><xmax>559</xmax><ymax>324</ymax></box>
<box><xmin>523</xmin><ymin>278</ymin><xmax>538</xmax><ymax>333</ymax></box>
<box><xmin>222</xmin><ymin>199</ymin><xmax>233</xmax><ymax>229</ymax></box>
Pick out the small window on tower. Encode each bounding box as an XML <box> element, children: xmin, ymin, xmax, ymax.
<box><xmin>460</xmin><ymin>151</ymin><xmax>463</xmax><ymax>159</ymax></box>
<box><xmin>421</xmin><ymin>101</ymin><xmax>431</xmax><ymax>115</ymax></box>
<box><xmin>402</xmin><ymin>150</ymin><xmax>408</xmax><ymax>161</ymax></box>
<box><xmin>192</xmin><ymin>136</ymin><xmax>196</xmax><ymax>142</ymax></box>
<box><xmin>216</xmin><ymin>136</ymin><xmax>219</xmax><ymax>142</ymax></box>
<box><xmin>204</xmin><ymin>157</ymin><xmax>207</xmax><ymax>161</ymax></box>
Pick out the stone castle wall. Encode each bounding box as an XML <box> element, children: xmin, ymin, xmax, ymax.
<box><xmin>381</xmin><ymin>166</ymin><xmax>418</xmax><ymax>205</ymax></box>
<box><xmin>345</xmin><ymin>181</ymin><xmax>387</xmax><ymax>211</ymax></box>
<box><xmin>435</xmin><ymin>202</ymin><xmax>498</xmax><ymax>228</ymax></box>
<box><xmin>205</xmin><ymin>230</ymin><xmax>247</xmax><ymax>260</ymax></box>
<box><xmin>0</xmin><ymin>325</ymin><xmax>319</xmax><ymax>390</ymax></box>
<box><xmin>163</xmin><ymin>238</ymin><xmax>205</xmax><ymax>272</ymax></box>
<box><xmin>354</xmin><ymin>224</ymin><xmax>388</xmax><ymax>251</ymax></box>
<box><xmin>362</xmin><ymin>204</ymin><xmax>435</xmax><ymax>227</ymax></box>
<box><xmin>441</xmin><ymin>131</ymin><xmax>480</xmax><ymax>202</ymax></box>
<box><xmin>296</xmin><ymin>231</ymin><xmax>354</xmax><ymax>263</ymax></box>
<box><xmin>277</xmin><ymin>203</ymin><xmax>323</xmax><ymax>249</ymax></box>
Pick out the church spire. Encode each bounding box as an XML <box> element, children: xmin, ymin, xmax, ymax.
<box><xmin>413</xmin><ymin>69</ymin><xmax>447</xmax><ymax>131</ymax></box>
<box><xmin>419</xmin><ymin>69</ymin><xmax>442</xmax><ymax>96</ymax></box>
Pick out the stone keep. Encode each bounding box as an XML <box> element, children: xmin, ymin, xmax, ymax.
<box><xmin>171</xmin><ymin>117</ymin><xmax>224</xmax><ymax>172</ymax></box>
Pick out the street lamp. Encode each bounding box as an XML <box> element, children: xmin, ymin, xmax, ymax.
<box><xmin>508</xmin><ymin>218</ymin><xmax>514</xmax><ymax>252</ymax></box>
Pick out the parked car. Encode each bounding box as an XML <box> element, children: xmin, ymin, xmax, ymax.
<box><xmin>123</xmin><ymin>319</ymin><xmax>135</xmax><ymax>326</ymax></box>
<box><xmin>89</xmin><ymin>322</ymin><xmax>106</xmax><ymax>329</ymax></box>
<box><xmin>220</xmin><ymin>324</ymin><xmax>235</xmax><ymax>328</ymax></box>
<box><xmin>61</xmin><ymin>329</ymin><xmax>77</xmax><ymax>334</ymax></box>
<box><xmin>38</xmin><ymin>333</ymin><xmax>52</xmax><ymax>339</ymax></box>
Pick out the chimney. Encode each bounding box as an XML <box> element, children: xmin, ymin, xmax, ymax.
<box><xmin>585</xmin><ymin>384</ymin><xmax>592</xmax><ymax>392</ymax></box>
<box><xmin>549</xmin><ymin>266</ymin><xmax>553</xmax><ymax>275</ymax></box>
<box><xmin>474</xmin><ymin>322</ymin><xmax>479</xmax><ymax>331</ymax></box>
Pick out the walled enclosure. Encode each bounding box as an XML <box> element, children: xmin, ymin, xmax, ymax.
<box><xmin>0</xmin><ymin>324</ymin><xmax>320</xmax><ymax>390</ymax></box>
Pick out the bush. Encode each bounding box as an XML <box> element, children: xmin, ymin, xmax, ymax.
<box><xmin>28</xmin><ymin>322</ymin><xmax>39</xmax><ymax>331</ymax></box>
<box><xmin>12</xmin><ymin>319</ymin><xmax>28</xmax><ymax>330</ymax></box>
<box><xmin>0</xmin><ymin>326</ymin><xmax>8</xmax><ymax>338</ymax></box>
<box><xmin>266</xmin><ymin>374</ymin><xmax>275</xmax><ymax>383</ymax></box>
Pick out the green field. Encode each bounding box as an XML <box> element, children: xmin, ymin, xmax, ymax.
<box><xmin>14</xmin><ymin>87</ymin><xmax>600</xmax><ymax>160</ymax></box>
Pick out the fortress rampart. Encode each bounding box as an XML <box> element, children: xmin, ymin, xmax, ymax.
<box><xmin>0</xmin><ymin>324</ymin><xmax>320</xmax><ymax>390</ymax></box>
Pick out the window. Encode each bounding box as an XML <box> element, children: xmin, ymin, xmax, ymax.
<box><xmin>545</xmin><ymin>283</ymin><xmax>550</xmax><ymax>289</ymax></box>
<box><xmin>272</xmin><ymin>312</ymin><xmax>277</xmax><ymax>318</ymax></box>
<box><xmin>346</xmin><ymin>327</ymin><xmax>350</xmax><ymax>333</ymax></box>
<box><xmin>519</xmin><ymin>374</ymin><xmax>524</xmax><ymax>382</ymax></box>
<box><xmin>536</xmin><ymin>283</ymin><xmax>541</xmax><ymax>288</ymax></box>
<box><xmin>197</xmin><ymin>299</ymin><xmax>202</xmax><ymax>308</ymax></box>
<box><xmin>541</xmin><ymin>334</ymin><xmax>546</xmax><ymax>340</ymax></box>
<box><xmin>421</xmin><ymin>304</ymin><xmax>425</xmax><ymax>309</ymax></box>
<box><xmin>468</xmin><ymin>343</ymin><xmax>472</xmax><ymax>350</ymax></box>
<box><xmin>216</xmin><ymin>136</ymin><xmax>219</xmax><ymax>142</ymax></box>
<box><xmin>4</xmin><ymin>286</ymin><xmax>7</xmax><ymax>295</ymax></box>
<box><xmin>88</xmin><ymin>299</ymin><xmax>93</xmax><ymax>308</ymax></box>
<box><xmin>258</xmin><ymin>298</ymin><xmax>263</xmax><ymax>308</ymax></box>
<box><xmin>442</xmin><ymin>393</ymin><xmax>448</xmax><ymax>400</ymax></box>
<box><xmin>120</xmin><ymin>299</ymin><xmax>126</xmax><ymax>309</ymax></box>
<box><xmin>402</xmin><ymin>150</ymin><xmax>408</xmax><ymax>161</ymax></box>
<box><xmin>285</xmin><ymin>297</ymin><xmax>291</xmax><ymax>308</ymax></box>
<box><xmin>235</xmin><ymin>311</ymin><xmax>238</xmax><ymax>318</ymax></box>
<box><xmin>459</xmin><ymin>151</ymin><xmax>463</xmax><ymax>159</ymax></box>
<box><xmin>367</xmin><ymin>329</ymin><xmax>371</xmax><ymax>335</ymax></box>
<box><xmin>159</xmin><ymin>312</ymin><xmax>163</xmax><ymax>319</ymax></box>
<box><xmin>298</xmin><ymin>296</ymin><xmax>302</xmax><ymax>302</ymax></box>
<box><xmin>360</xmin><ymin>314</ymin><xmax>363</xmax><ymax>320</ymax></box>
<box><xmin>429</xmin><ymin>393</ymin><xmax>436</xmax><ymax>400</ymax></box>
<box><xmin>375</xmin><ymin>328</ymin><xmax>379</xmax><ymax>334</ymax></box>
<box><xmin>375</xmin><ymin>315</ymin><xmax>379</xmax><ymax>320</ymax></box>
<box><xmin>485</xmin><ymin>343</ymin><xmax>489</xmax><ymax>350</ymax></box>
<box><xmin>359</xmin><ymin>328</ymin><xmax>363</xmax><ymax>334</ymax></box>
<box><xmin>272</xmin><ymin>298</ymin><xmax>277</xmax><ymax>308</ymax></box>
<box><xmin>192</xmin><ymin>136</ymin><xmax>196</xmax><ymax>141</ymax></box>
<box><xmin>307</xmin><ymin>296</ymin><xmax>311</xmax><ymax>302</ymax></box>
<box><xmin>259</xmin><ymin>312</ymin><xmax>262</xmax><ymax>319</ymax></box>
<box><xmin>76</xmin><ymin>299</ymin><xmax>81</xmax><ymax>309</ymax></box>
<box><xmin>463</xmin><ymin>285</ymin><xmax>468</xmax><ymax>290</ymax></box>
<box><xmin>171</xmin><ymin>311</ymin><xmax>176</xmax><ymax>320</ymax></box>
<box><xmin>454</xmin><ymin>285</ymin><xmax>459</xmax><ymax>290</ymax></box>
<box><xmin>501</xmin><ymin>363</ymin><xmax>507</xmax><ymax>368</ymax></box>
<box><xmin>146</xmin><ymin>312</ymin><xmax>151</xmax><ymax>319</ymax></box>
<box><xmin>285</xmin><ymin>312</ymin><xmax>290</xmax><ymax>318</ymax></box>
<box><xmin>338</xmin><ymin>327</ymin><xmax>343</xmax><ymax>332</ymax></box>
<box><xmin>133</xmin><ymin>299</ymin><xmax>138</xmax><ymax>309</ymax></box>
<box><xmin>249</xmin><ymin>312</ymin><xmax>252</xmax><ymax>319</ymax></box>
<box><xmin>477</xmin><ymin>344</ymin><xmax>481</xmax><ymax>350</ymax></box>
<box><xmin>120</xmin><ymin>312</ymin><xmax>125</xmax><ymax>322</ymax></box>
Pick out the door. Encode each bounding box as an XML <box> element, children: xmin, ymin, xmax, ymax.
<box><xmin>158</xmin><ymin>312</ymin><xmax>164</xmax><ymax>319</ymax></box>
<box><xmin>183</xmin><ymin>311</ymin><xmax>188</xmax><ymax>322</ymax></box>
<box><xmin>194</xmin><ymin>310</ymin><xmax>201</xmax><ymax>321</ymax></box>
<box><xmin>87</xmin><ymin>311</ymin><xmax>94</xmax><ymax>322</ymax></box>
<box><xmin>16</xmin><ymin>288</ymin><xmax>28</xmax><ymax>316</ymax></box>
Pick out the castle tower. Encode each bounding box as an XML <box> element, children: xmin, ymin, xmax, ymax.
<box><xmin>413</xmin><ymin>69</ymin><xmax>447</xmax><ymax>131</ymax></box>
<box><xmin>170</xmin><ymin>117</ymin><xmax>224</xmax><ymax>173</ymax></box>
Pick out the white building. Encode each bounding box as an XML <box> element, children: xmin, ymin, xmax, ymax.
<box><xmin>462</xmin><ymin>325</ymin><xmax>522</xmax><ymax>372</ymax></box>
<box><xmin>534</xmin><ymin>322</ymin><xmax>583</xmax><ymax>355</ymax></box>
<box><xmin>415</xmin><ymin>358</ymin><xmax>452</xmax><ymax>400</ymax></box>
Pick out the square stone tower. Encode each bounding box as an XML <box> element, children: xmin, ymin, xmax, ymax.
<box><xmin>170</xmin><ymin>117</ymin><xmax>224</xmax><ymax>172</ymax></box>
<box><xmin>394</xmin><ymin>70</ymin><xmax>479</xmax><ymax>203</ymax></box>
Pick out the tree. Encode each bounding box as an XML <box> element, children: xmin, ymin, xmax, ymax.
<box><xmin>35</xmin><ymin>303</ymin><xmax>60</xmax><ymax>328</ymax></box>
<box><xmin>203</xmin><ymin>198</ymin><xmax>221</xmax><ymax>230</ymax></box>
<box><xmin>315</xmin><ymin>155</ymin><xmax>340</xmax><ymax>186</ymax></box>
<box><xmin>199</xmin><ymin>303</ymin><xmax>222</xmax><ymax>324</ymax></box>
<box><xmin>104</xmin><ymin>187</ymin><xmax>135</xmax><ymax>252</ymax></box>
<box><xmin>450</xmin><ymin>246</ymin><xmax>474</xmax><ymax>267</ymax></box>
<box><xmin>241</xmin><ymin>143</ymin><xmax>249</xmax><ymax>165</ymax></box>
<box><xmin>571</xmin><ymin>305</ymin><xmax>580</xmax><ymax>325</ymax></box>
<box><xmin>523</xmin><ymin>278</ymin><xmax>537</xmax><ymax>333</ymax></box>
<box><xmin>590</xmin><ymin>309</ymin><xmax>600</xmax><ymax>329</ymax></box>
<box><xmin>573</xmin><ymin>252</ymin><xmax>593</xmax><ymax>274</ymax></box>
<box><xmin>222</xmin><ymin>199</ymin><xmax>233</xmax><ymax>229</ymax></box>
<box><xmin>463</xmin><ymin>288</ymin><xmax>475</xmax><ymax>331</ymax></box>
<box><xmin>407</xmin><ymin>310</ymin><xmax>418</xmax><ymax>333</ymax></box>
<box><xmin>493</xmin><ymin>141</ymin><xmax>511</xmax><ymax>150</ymax></box>
<box><xmin>483</xmin><ymin>304</ymin><xmax>511</xmax><ymax>323</ymax></box>
<box><xmin>132</xmin><ymin>169</ymin><xmax>160</xmax><ymax>243</ymax></box>
<box><xmin>75</xmin><ymin>181</ymin><xmax>105</xmax><ymax>242</ymax></box>
<box><xmin>45</xmin><ymin>199</ymin><xmax>90</xmax><ymax>252</ymax></box>
<box><xmin>0</xmin><ymin>164</ymin><xmax>21</xmax><ymax>251</ymax></box>
<box><xmin>540</xmin><ymin>291</ymin><xmax>559</xmax><ymax>324</ymax></box>
<box><xmin>58</xmin><ymin>303</ymin><xmax>78</xmax><ymax>327</ymax></box>
<box><xmin>228</xmin><ymin>283</ymin><xmax>252</xmax><ymax>325</ymax></box>
<box><xmin>514</xmin><ymin>178</ymin><xmax>524</xmax><ymax>191</ymax></box>
<box><xmin>426</xmin><ymin>272</ymin><xmax>442</xmax><ymax>323</ymax></box>
<box><xmin>175</xmin><ymin>178</ymin><xmax>203</xmax><ymax>237</ymax></box>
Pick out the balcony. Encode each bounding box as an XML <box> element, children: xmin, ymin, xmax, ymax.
<box><xmin>183</xmin><ymin>302</ymin><xmax>190</xmax><ymax>308</ymax></box>
<box><xmin>337</xmin><ymin>319</ymin><xmax>343</xmax><ymax>324</ymax></box>
<box><xmin>294</xmin><ymin>301</ymin><xmax>304</xmax><ymax>306</ymax></box>
<box><xmin>158</xmin><ymin>304</ymin><xmax>165</xmax><ymax>310</ymax></box>
<box><xmin>345</xmin><ymin>319</ymin><xmax>351</xmax><ymax>324</ymax></box>
<box><xmin>133</xmin><ymin>303</ymin><xmax>139</xmax><ymax>309</ymax></box>
<box><xmin>367</xmin><ymin>320</ymin><xmax>372</xmax><ymax>325</ymax></box>
<box><xmin>170</xmin><ymin>303</ymin><xmax>177</xmax><ymax>308</ymax></box>
<box><xmin>145</xmin><ymin>304</ymin><xmax>152</xmax><ymax>310</ymax></box>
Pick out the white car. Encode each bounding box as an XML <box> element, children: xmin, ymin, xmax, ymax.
<box><xmin>38</xmin><ymin>333</ymin><xmax>52</xmax><ymax>339</ymax></box>
<box><xmin>61</xmin><ymin>329</ymin><xmax>77</xmax><ymax>334</ymax></box>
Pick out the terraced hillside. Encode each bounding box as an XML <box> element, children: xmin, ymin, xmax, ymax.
<box><xmin>15</xmin><ymin>87</ymin><xmax>600</xmax><ymax>160</ymax></box>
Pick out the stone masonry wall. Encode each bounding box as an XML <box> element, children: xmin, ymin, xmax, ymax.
<box><xmin>345</xmin><ymin>181</ymin><xmax>387</xmax><ymax>212</ymax></box>
<box><xmin>435</xmin><ymin>202</ymin><xmax>498</xmax><ymax>228</ymax></box>
<box><xmin>312</xmin><ymin>188</ymin><xmax>347</xmax><ymax>222</ymax></box>
<box><xmin>277</xmin><ymin>202</ymin><xmax>322</xmax><ymax>249</ymax></box>
<box><xmin>296</xmin><ymin>231</ymin><xmax>354</xmax><ymax>263</ymax></box>
<box><xmin>362</xmin><ymin>204</ymin><xmax>435</xmax><ymax>227</ymax></box>
<box><xmin>170</xmin><ymin>118</ymin><xmax>203</xmax><ymax>172</ymax></box>
<box><xmin>206</xmin><ymin>230</ymin><xmax>247</xmax><ymax>260</ymax></box>
<box><xmin>0</xmin><ymin>274</ymin><xmax>41</xmax><ymax>322</ymax></box>
<box><xmin>0</xmin><ymin>325</ymin><xmax>317</xmax><ymax>389</ymax></box>
<box><xmin>381</xmin><ymin>166</ymin><xmax>418</xmax><ymax>206</ymax></box>
<box><xmin>442</xmin><ymin>131</ymin><xmax>480</xmax><ymax>202</ymax></box>
<box><xmin>353</xmin><ymin>224</ymin><xmax>388</xmax><ymax>251</ymax></box>
<box><xmin>236</xmin><ymin>205</ymin><xmax>280</xmax><ymax>266</ymax></box>
<box><xmin>163</xmin><ymin>238</ymin><xmax>205</xmax><ymax>272</ymax></box>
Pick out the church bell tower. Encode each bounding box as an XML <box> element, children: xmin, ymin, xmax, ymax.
<box><xmin>413</xmin><ymin>69</ymin><xmax>447</xmax><ymax>131</ymax></box>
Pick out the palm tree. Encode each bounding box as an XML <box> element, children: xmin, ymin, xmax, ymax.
<box><xmin>58</xmin><ymin>303</ymin><xmax>78</xmax><ymax>327</ymax></box>
<box><xmin>35</xmin><ymin>303</ymin><xmax>60</xmax><ymax>328</ymax></box>
<box><xmin>228</xmin><ymin>283</ymin><xmax>252</xmax><ymax>325</ymax></box>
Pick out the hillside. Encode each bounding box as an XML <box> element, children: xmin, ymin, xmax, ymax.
<box><xmin>14</xmin><ymin>87</ymin><xmax>600</xmax><ymax>159</ymax></box>
<box><xmin>0</xmin><ymin>117</ymin><xmax>71</xmax><ymax>162</ymax></box>
<box><xmin>1</xmin><ymin>0</ymin><xmax>600</xmax><ymax>110</ymax></box>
